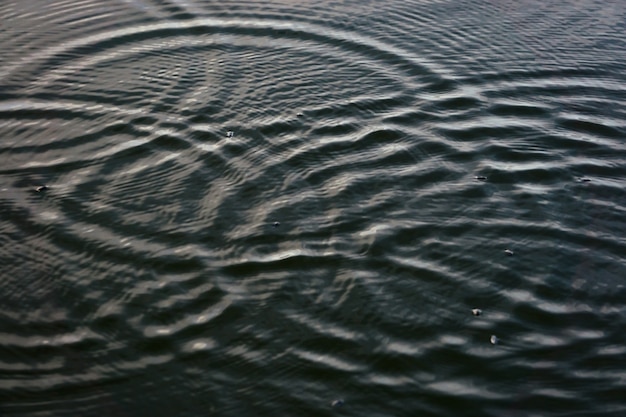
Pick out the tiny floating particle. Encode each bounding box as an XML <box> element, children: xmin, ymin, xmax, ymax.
<box><xmin>273</xmin><ymin>221</ymin><xmax>280</xmax><ymax>228</ymax></box>
<box><xmin>296</xmin><ymin>112</ymin><xmax>304</xmax><ymax>117</ymax></box>
<box><xmin>580</xmin><ymin>177</ymin><xmax>591</xmax><ymax>182</ymax></box>
<box><xmin>475</xmin><ymin>176</ymin><xmax>487</xmax><ymax>181</ymax></box>
<box><xmin>504</xmin><ymin>249</ymin><xmax>514</xmax><ymax>256</ymax></box>
<box><xmin>472</xmin><ymin>308</ymin><xmax>482</xmax><ymax>316</ymax></box>
<box><xmin>331</xmin><ymin>399</ymin><xmax>344</xmax><ymax>408</ymax></box>
<box><xmin>226</xmin><ymin>130</ymin><xmax>234</xmax><ymax>138</ymax></box>
<box><xmin>490</xmin><ymin>335</ymin><xmax>499</xmax><ymax>345</ymax></box>
<box><xmin>35</xmin><ymin>185</ymin><xmax>49</xmax><ymax>192</ymax></box>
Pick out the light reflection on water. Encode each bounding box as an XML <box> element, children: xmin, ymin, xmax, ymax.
<box><xmin>1</xmin><ymin>0</ymin><xmax>625</xmax><ymax>416</ymax></box>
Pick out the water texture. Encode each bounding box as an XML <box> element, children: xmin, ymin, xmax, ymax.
<box><xmin>1</xmin><ymin>1</ymin><xmax>625</xmax><ymax>416</ymax></box>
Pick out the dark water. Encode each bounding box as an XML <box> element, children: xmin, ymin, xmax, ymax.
<box><xmin>1</xmin><ymin>0</ymin><xmax>626</xmax><ymax>416</ymax></box>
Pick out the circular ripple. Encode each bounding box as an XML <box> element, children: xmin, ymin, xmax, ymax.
<box><xmin>1</xmin><ymin>1</ymin><xmax>626</xmax><ymax>416</ymax></box>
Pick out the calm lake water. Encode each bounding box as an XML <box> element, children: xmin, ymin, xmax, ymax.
<box><xmin>1</xmin><ymin>1</ymin><xmax>625</xmax><ymax>416</ymax></box>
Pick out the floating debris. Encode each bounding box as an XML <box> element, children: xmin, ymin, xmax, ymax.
<box><xmin>331</xmin><ymin>399</ymin><xmax>344</xmax><ymax>408</ymax></box>
<box><xmin>504</xmin><ymin>249</ymin><xmax>514</xmax><ymax>256</ymax></box>
<box><xmin>490</xmin><ymin>335</ymin><xmax>499</xmax><ymax>345</ymax></box>
<box><xmin>35</xmin><ymin>185</ymin><xmax>49</xmax><ymax>192</ymax></box>
<box><xmin>474</xmin><ymin>176</ymin><xmax>487</xmax><ymax>181</ymax></box>
<box><xmin>472</xmin><ymin>308</ymin><xmax>482</xmax><ymax>316</ymax></box>
<box><xmin>296</xmin><ymin>112</ymin><xmax>304</xmax><ymax>117</ymax></box>
<box><xmin>273</xmin><ymin>221</ymin><xmax>280</xmax><ymax>228</ymax></box>
<box><xmin>579</xmin><ymin>177</ymin><xmax>591</xmax><ymax>182</ymax></box>
<box><xmin>226</xmin><ymin>130</ymin><xmax>234</xmax><ymax>138</ymax></box>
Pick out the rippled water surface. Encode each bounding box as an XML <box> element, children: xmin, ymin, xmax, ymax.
<box><xmin>2</xmin><ymin>1</ymin><xmax>626</xmax><ymax>416</ymax></box>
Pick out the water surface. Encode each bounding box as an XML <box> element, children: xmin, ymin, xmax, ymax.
<box><xmin>1</xmin><ymin>1</ymin><xmax>626</xmax><ymax>416</ymax></box>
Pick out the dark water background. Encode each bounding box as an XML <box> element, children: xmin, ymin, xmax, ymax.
<box><xmin>1</xmin><ymin>0</ymin><xmax>626</xmax><ymax>416</ymax></box>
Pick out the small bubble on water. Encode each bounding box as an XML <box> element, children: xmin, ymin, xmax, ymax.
<box><xmin>331</xmin><ymin>399</ymin><xmax>344</xmax><ymax>408</ymax></box>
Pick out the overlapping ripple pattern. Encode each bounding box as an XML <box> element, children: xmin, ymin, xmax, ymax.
<box><xmin>1</xmin><ymin>0</ymin><xmax>625</xmax><ymax>416</ymax></box>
